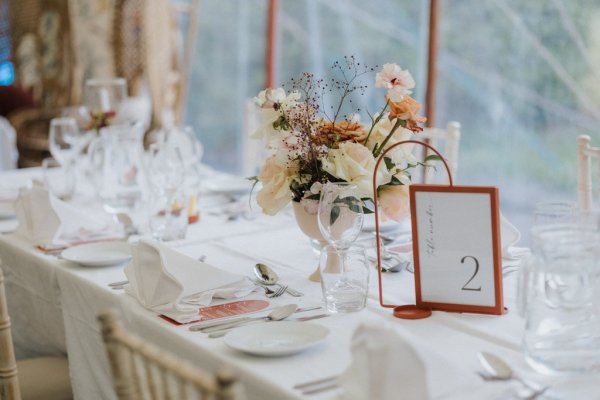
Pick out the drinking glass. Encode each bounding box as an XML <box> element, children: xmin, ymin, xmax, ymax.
<box><xmin>146</xmin><ymin>142</ymin><xmax>188</xmax><ymax>240</ymax></box>
<box><xmin>318</xmin><ymin>182</ymin><xmax>364</xmax><ymax>249</ymax></box>
<box><xmin>48</xmin><ymin>117</ymin><xmax>83</xmax><ymax>165</ymax></box>
<box><xmin>42</xmin><ymin>158</ymin><xmax>76</xmax><ymax>200</ymax></box>
<box><xmin>84</xmin><ymin>78</ymin><xmax>127</xmax><ymax>117</ymax></box>
<box><xmin>523</xmin><ymin>225</ymin><xmax>600</xmax><ymax>374</ymax></box>
<box><xmin>533</xmin><ymin>201</ymin><xmax>578</xmax><ymax>227</ymax></box>
<box><xmin>319</xmin><ymin>244</ymin><xmax>369</xmax><ymax>313</ymax></box>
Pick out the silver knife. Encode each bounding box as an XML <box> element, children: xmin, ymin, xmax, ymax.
<box><xmin>189</xmin><ymin>305</ymin><xmax>322</xmax><ymax>332</ymax></box>
<box><xmin>207</xmin><ymin>313</ymin><xmax>330</xmax><ymax>338</ymax></box>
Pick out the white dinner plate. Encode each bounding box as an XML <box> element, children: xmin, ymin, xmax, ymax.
<box><xmin>205</xmin><ymin>176</ymin><xmax>252</xmax><ymax>196</ymax></box>
<box><xmin>61</xmin><ymin>242</ymin><xmax>132</xmax><ymax>267</ymax></box>
<box><xmin>224</xmin><ymin>321</ymin><xmax>329</xmax><ymax>357</ymax></box>
<box><xmin>0</xmin><ymin>202</ymin><xmax>16</xmax><ymax>220</ymax></box>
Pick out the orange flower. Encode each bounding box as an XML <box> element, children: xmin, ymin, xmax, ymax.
<box><xmin>313</xmin><ymin>119</ymin><xmax>367</xmax><ymax>148</ymax></box>
<box><xmin>388</xmin><ymin>96</ymin><xmax>426</xmax><ymax>132</ymax></box>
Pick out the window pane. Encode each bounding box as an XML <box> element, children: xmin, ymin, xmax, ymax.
<box><xmin>438</xmin><ymin>0</ymin><xmax>600</xmax><ymax>240</ymax></box>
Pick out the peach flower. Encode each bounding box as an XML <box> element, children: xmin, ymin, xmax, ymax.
<box><xmin>256</xmin><ymin>156</ymin><xmax>294</xmax><ymax>215</ymax></box>
<box><xmin>378</xmin><ymin>183</ymin><xmax>410</xmax><ymax>222</ymax></box>
<box><xmin>388</xmin><ymin>96</ymin><xmax>426</xmax><ymax>132</ymax></box>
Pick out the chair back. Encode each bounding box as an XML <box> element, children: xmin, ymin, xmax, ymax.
<box><xmin>98</xmin><ymin>309</ymin><xmax>241</xmax><ymax>400</ymax></box>
<box><xmin>577</xmin><ymin>134</ymin><xmax>600</xmax><ymax>211</ymax></box>
<box><xmin>0</xmin><ymin>268</ymin><xmax>21</xmax><ymax>400</ymax></box>
<box><xmin>415</xmin><ymin>121</ymin><xmax>461</xmax><ymax>184</ymax></box>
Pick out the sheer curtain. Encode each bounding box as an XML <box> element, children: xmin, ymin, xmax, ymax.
<box><xmin>184</xmin><ymin>0</ymin><xmax>600</xmax><ymax>239</ymax></box>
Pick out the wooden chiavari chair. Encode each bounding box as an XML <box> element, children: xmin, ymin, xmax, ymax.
<box><xmin>0</xmin><ymin>268</ymin><xmax>72</xmax><ymax>400</ymax></box>
<box><xmin>417</xmin><ymin>121</ymin><xmax>461</xmax><ymax>184</ymax></box>
<box><xmin>98</xmin><ymin>309</ymin><xmax>243</xmax><ymax>400</ymax></box>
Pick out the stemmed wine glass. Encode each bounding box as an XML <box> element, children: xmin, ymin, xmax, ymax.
<box><xmin>47</xmin><ymin>117</ymin><xmax>89</xmax><ymax>198</ymax></box>
<box><xmin>317</xmin><ymin>182</ymin><xmax>368</xmax><ymax>313</ymax></box>
<box><xmin>48</xmin><ymin>117</ymin><xmax>84</xmax><ymax>165</ymax></box>
<box><xmin>318</xmin><ymin>182</ymin><xmax>365</xmax><ymax>249</ymax></box>
<box><xmin>146</xmin><ymin>142</ymin><xmax>188</xmax><ymax>240</ymax></box>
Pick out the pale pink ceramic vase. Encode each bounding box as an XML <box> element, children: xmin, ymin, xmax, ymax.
<box><xmin>292</xmin><ymin>202</ymin><xmax>328</xmax><ymax>282</ymax></box>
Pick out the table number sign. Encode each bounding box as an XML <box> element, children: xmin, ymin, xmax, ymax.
<box><xmin>410</xmin><ymin>185</ymin><xmax>503</xmax><ymax>315</ymax></box>
<box><xmin>371</xmin><ymin>140</ymin><xmax>504</xmax><ymax>319</ymax></box>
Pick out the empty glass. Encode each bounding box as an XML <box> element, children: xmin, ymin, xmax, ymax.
<box><xmin>319</xmin><ymin>244</ymin><xmax>369</xmax><ymax>313</ymax></box>
<box><xmin>49</xmin><ymin>117</ymin><xmax>85</xmax><ymax>166</ymax></box>
<box><xmin>533</xmin><ymin>201</ymin><xmax>578</xmax><ymax>227</ymax></box>
<box><xmin>42</xmin><ymin>158</ymin><xmax>76</xmax><ymax>200</ymax></box>
<box><xmin>318</xmin><ymin>182</ymin><xmax>365</xmax><ymax>249</ymax></box>
<box><xmin>146</xmin><ymin>142</ymin><xmax>188</xmax><ymax>241</ymax></box>
<box><xmin>88</xmin><ymin>123</ymin><xmax>146</xmax><ymax>213</ymax></box>
<box><xmin>523</xmin><ymin>225</ymin><xmax>600</xmax><ymax>374</ymax></box>
<box><xmin>84</xmin><ymin>78</ymin><xmax>127</xmax><ymax>116</ymax></box>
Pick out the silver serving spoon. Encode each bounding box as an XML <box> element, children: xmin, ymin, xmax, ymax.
<box><xmin>254</xmin><ymin>263</ymin><xmax>304</xmax><ymax>297</ymax></box>
<box><xmin>478</xmin><ymin>352</ymin><xmax>548</xmax><ymax>397</ymax></box>
<box><xmin>205</xmin><ymin>304</ymin><xmax>299</xmax><ymax>338</ymax></box>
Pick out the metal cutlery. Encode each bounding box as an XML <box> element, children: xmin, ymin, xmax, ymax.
<box><xmin>477</xmin><ymin>352</ymin><xmax>548</xmax><ymax>398</ymax></box>
<box><xmin>206</xmin><ymin>313</ymin><xmax>330</xmax><ymax>338</ymax></box>
<box><xmin>189</xmin><ymin>305</ymin><xmax>323</xmax><ymax>331</ymax></box>
<box><xmin>254</xmin><ymin>263</ymin><xmax>304</xmax><ymax>297</ymax></box>
<box><xmin>294</xmin><ymin>375</ymin><xmax>339</xmax><ymax>395</ymax></box>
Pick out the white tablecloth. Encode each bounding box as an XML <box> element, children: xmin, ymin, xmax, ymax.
<box><xmin>1</xmin><ymin>168</ymin><xmax>599</xmax><ymax>400</ymax></box>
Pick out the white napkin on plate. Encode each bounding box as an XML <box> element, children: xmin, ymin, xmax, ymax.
<box><xmin>124</xmin><ymin>239</ymin><xmax>255</xmax><ymax>323</ymax></box>
<box><xmin>14</xmin><ymin>181</ymin><xmax>121</xmax><ymax>248</ymax></box>
<box><xmin>338</xmin><ymin>323</ymin><xmax>429</xmax><ymax>400</ymax></box>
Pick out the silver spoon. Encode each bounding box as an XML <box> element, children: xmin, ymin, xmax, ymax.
<box><xmin>204</xmin><ymin>304</ymin><xmax>299</xmax><ymax>338</ymax></box>
<box><xmin>254</xmin><ymin>263</ymin><xmax>304</xmax><ymax>297</ymax></box>
<box><xmin>115</xmin><ymin>213</ymin><xmax>138</xmax><ymax>236</ymax></box>
<box><xmin>478</xmin><ymin>352</ymin><xmax>548</xmax><ymax>397</ymax></box>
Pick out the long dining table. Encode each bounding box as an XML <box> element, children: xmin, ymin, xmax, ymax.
<box><xmin>0</xmin><ymin>166</ymin><xmax>598</xmax><ymax>400</ymax></box>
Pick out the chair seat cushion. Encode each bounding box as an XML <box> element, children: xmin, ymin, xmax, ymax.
<box><xmin>17</xmin><ymin>357</ymin><xmax>72</xmax><ymax>400</ymax></box>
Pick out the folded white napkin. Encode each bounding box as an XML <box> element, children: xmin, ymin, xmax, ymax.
<box><xmin>124</xmin><ymin>239</ymin><xmax>255</xmax><ymax>323</ymax></box>
<box><xmin>338</xmin><ymin>324</ymin><xmax>429</xmax><ymax>400</ymax></box>
<box><xmin>14</xmin><ymin>181</ymin><xmax>121</xmax><ymax>247</ymax></box>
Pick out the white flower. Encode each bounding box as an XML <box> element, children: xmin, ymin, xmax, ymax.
<box><xmin>375</xmin><ymin>63</ymin><xmax>415</xmax><ymax>102</ymax></box>
<box><xmin>321</xmin><ymin>142</ymin><xmax>384</xmax><ymax>197</ymax></box>
<box><xmin>365</xmin><ymin>116</ymin><xmax>417</xmax><ymax>165</ymax></box>
<box><xmin>252</xmin><ymin>88</ymin><xmax>301</xmax><ymax>141</ymax></box>
<box><xmin>254</xmin><ymin>88</ymin><xmax>287</xmax><ymax>109</ymax></box>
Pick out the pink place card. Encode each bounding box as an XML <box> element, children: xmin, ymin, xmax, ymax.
<box><xmin>160</xmin><ymin>299</ymin><xmax>270</xmax><ymax>326</ymax></box>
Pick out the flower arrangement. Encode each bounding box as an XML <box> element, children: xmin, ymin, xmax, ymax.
<box><xmin>251</xmin><ymin>57</ymin><xmax>431</xmax><ymax>222</ymax></box>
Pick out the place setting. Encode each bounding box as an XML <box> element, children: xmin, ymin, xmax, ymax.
<box><xmin>3</xmin><ymin>8</ymin><xmax>600</xmax><ymax>399</ymax></box>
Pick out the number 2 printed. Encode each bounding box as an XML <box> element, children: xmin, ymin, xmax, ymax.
<box><xmin>461</xmin><ymin>256</ymin><xmax>482</xmax><ymax>291</ymax></box>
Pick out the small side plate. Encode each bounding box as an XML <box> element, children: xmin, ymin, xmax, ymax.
<box><xmin>224</xmin><ymin>321</ymin><xmax>329</xmax><ymax>357</ymax></box>
<box><xmin>61</xmin><ymin>242</ymin><xmax>132</xmax><ymax>267</ymax></box>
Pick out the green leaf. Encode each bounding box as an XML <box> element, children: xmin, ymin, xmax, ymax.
<box><xmin>383</xmin><ymin>156</ymin><xmax>395</xmax><ymax>170</ymax></box>
<box><xmin>362</xmin><ymin>207</ymin><xmax>374</xmax><ymax>214</ymax></box>
<box><xmin>348</xmin><ymin>203</ymin><xmax>362</xmax><ymax>213</ymax></box>
<box><xmin>330</xmin><ymin>205</ymin><xmax>341</xmax><ymax>225</ymax></box>
<box><xmin>388</xmin><ymin>176</ymin><xmax>404</xmax><ymax>186</ymax></box>
<box><xmin>424</xmin><ymin>154</ymin><xmax>442</xmax><ymax>163</ymax></box>
<box><xmin>306</xmin><ymin>193</ymin><xmax>320</xmax><ymax>200</ymax></box>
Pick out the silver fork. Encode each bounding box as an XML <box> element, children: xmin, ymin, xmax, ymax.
<box><xmin>265</xmin><ymin>285</ymin><xmax>287</xmax><ymax>298</ymax></box>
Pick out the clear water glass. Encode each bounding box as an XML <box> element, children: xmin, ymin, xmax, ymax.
<box><xmin>318</xmin><ymin>182</ymin><xmax>364</xmax><ymax>249</ymax></box>
<box><xmin>148</xmin><ymin>187</ymin><xmax>188</xmax><ymax>241</ymax></box>
<box><xmin>84</xmin><ymin>78</ymin><xmax>127</xmax><ymax>116</ymax></box>
<box><xmin>523</xmin><ymin>225</ymin><xmax>600</xmax><ymax>374</ymax></box>
<box><xmin>319</xmin><ymin>244</ymin><xmax>369</xmax><ymax>313</ymax></box>
<box><xmin>42</xmin><ymin>158</ymin><xmax>76</xmax><ymax>200</ymax></box>
<box><xmin>533</xmin><ymin>201</ymin><xmax>578</xmax><ymax>227</ymax></box>
<box><xmin>49</xmin><ymin>117</ymin><xmax>83</xmax><ymax>165</ymax></box>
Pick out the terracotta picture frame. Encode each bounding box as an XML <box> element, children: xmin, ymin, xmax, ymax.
<box><xmin>409</xmin><ymin>184</ymin><xmax>504</xmax><ymax>315</ymax></box>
